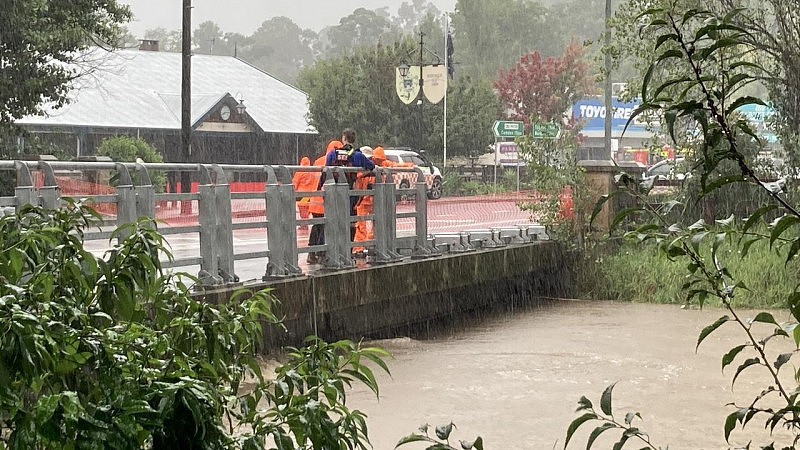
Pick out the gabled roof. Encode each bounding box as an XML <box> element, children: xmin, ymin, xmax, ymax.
<box><xmin>18</xmin><ymin>49</ymin><xmax>316</xmax><ymax>134</ymax></box>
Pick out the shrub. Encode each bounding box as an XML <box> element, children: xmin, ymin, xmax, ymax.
<box><xmin>0</xmin><ymin>203</ymin><xmax>388</xmax><ymax>449</ymax></box>
<box><xmin>96</xmin><ymin>136</ymin><xmax>166</xmax><ymax>193</ymax></box>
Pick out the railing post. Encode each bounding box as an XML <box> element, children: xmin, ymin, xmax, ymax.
<box><xmin>14</xmin><ymin>161</ymin><xmax>36</xmax><ymax>210</ymax></box>
<box><xmin>133</xmin><ymin>162</ymin><xmax>155</xmax><ymax>221</ymax></box>
<box><xmin>115</xmin><ymin>163</ymin><xmax>137</xmax><ymax>242</ymax></box>
<box><xmin>322</xmin><ymin>167</ymin><xmax>354</xmax><ymax>270</ymax></box>
<box><xmin>264</xmin><ymin>166</ymin><xmax>301</xmax><ymax>279</ymax></box>
<box><xmin>38</xmin><ymin>161</ymin><xmax>60</xmax><ymax>210</ymax></box>
<box><xmin>278</xmin><ymin>166</ymin><xmax>300</xmax><ymax>274</ymax></box>
<box><xmin>198</xmin><ymin>165</ymin><xmax>222</xmax><ymax>285</ymax></box>
<box><xmin>210</xmin><ymin>165</ymin><xmax>237</xmax><ymax>283</ymax></box>
<box><xmin>372</xmin><ymin>167</ymin><xmax>401</xmax><ymax>263</ymax></box>
<box><xmin>412</xmin><ymin>167</ymin><xmax>433</xmax><ymax>258</ymax></box>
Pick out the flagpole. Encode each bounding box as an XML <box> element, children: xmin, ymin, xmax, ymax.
<box><xmin>443</xmin><ymin>12</ymin><xmax>449</xmax><ymax>169</ymax></box>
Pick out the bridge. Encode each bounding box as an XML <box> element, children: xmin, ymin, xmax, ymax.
<box><xmin>0</xmin><ymin>160</ymin><xmax>546</xmax><ymax>287</ymax></box>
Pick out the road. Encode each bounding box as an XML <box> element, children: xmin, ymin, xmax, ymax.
<box><xmin>84</xmin><ymin>193</ymin><xmax>536</xmax><ymax>283</ymax></box>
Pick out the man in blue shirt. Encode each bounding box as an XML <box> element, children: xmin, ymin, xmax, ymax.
<box><xmin>318</xmin><ymin>128</ymin><xmax>375</xmax><ymax>242</ymax></box>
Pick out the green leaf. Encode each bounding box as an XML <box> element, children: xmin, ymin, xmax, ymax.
<box><xmin>396</xmin><ymin>434</ymin><xmax>430</xmax><ymax>447</ymax></box>
<box><xmin>740</xmin><ymin>237</ymin><xmax>760</xmax><ymax>259</ymax></box>
<box><xmin>770</xmin><ymin>215</ymin><xmax>800</xmax><ymax>247</ymax></box>
<box><xmin>624</xmin><ymin>412</ymin><xmax>640</xmax><ymax>425</ymax></box>
<box><xmin>565</xmin><ymin>412</ymin><xmax>597</xmax><ymax>448</ymax></box>
<box><xmin>722</xmin><ymin>345</ymin><xmax>747</xmax><ymax>371</ymax></box>
<box><xmin>697</xmin><ymin>316</ymin><xmax>730</xmax><ymax>351</ymax></box>
<box><xmin>590</xmin><ymin>191</ymin><xmax>625</xmax><ymax>228</ymax></box>
<box><xmin>611</xmin><ymin>207</ymin><xmax>643</xmax><ymax>230</ymax></box>
<box><xmin>600</xmin><ymin>383</ymin><xmax>617</xmax><ymax>416</ymax></box>
<box><xmin>726</xmin><ymin>96</ymin><xmax>768</xmax><ymax>116</ymax></box>
<box><xmin>585</xmin><ymin>423</ymin><xmax>615</xmax><ymax>449</ymax></box>
<box><xmin>577</xmin><ymin>396</ymin><xmax>593</xmax><ymax>411</ymax></box>
<box><xmin>435</xmin><ymin>422</ymin><xmax>455</xmax><ymax>441</ymax></box>
<box><xmin>751</xmin><ymin>312</ymin><xmax>779</xmax><ymax>327</ymax></box>
<box><xmin>774</xmin><ymin>353</ymin><xmax>792</xmax><ymax>370</ymax></box>
<box><xmin>724</xmin><ymin>411</ymin><xmax>738</xmax><ymax>442</ymax></box>
<box><xmin>731</xmin><ymin>357</ymin><xmax>760</xmax><ymax>387</ymax></box>
<box><xmin>698</xmin><ymin>175</ymin><xmax>746</xmax><ymax>200</ymax></box>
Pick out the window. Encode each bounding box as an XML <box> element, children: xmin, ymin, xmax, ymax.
<box><xmin>386</xmin><ymin>155</ymin><xmax>400</xmax><ymax>163</ymax></box>
<box><xmin>410</xmin><ymin>156</ymin><xmax>426</xmax><ymax>166</ymax></box>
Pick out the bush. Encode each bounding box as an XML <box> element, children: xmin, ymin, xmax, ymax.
<box><xmin>0</xmin><ymin>203</ymin><xmax>388</xmax><ymax>449</ymax></box>
<box><xmin>583</xmin><ymin>234</ymin><xmax>800</xmax><ymax>309</ymax></box>
<box><xmin>96</xmin><ymin>136</ymin><xmax>166</xmax><ymax>193</ymax></box>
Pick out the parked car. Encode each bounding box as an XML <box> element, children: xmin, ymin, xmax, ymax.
<box><xmin>645</xmin><ymin>158</ymin><xmax>690</xmax><ymax>182</ymax></box>
<box><xmin>383</xmin><ymin>148</ymin><xmax>443</xmax><ymax>200</ymax></box>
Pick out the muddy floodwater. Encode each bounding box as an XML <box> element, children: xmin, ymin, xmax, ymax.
<box><xmin>345</xmin><ymin>300</ymin><xmax>795</xmax><ymax>449</ymax></box>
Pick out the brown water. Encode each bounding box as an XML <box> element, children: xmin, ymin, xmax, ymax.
<box><xmin>345</xmin><ymin>300</ymin><xmax>795</xmax><ymax>450</ymax></box>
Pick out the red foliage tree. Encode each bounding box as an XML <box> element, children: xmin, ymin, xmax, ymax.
<box><xmin>494</xmin><ymin>41</ymin><xmax>594</xmax><ymax>127</ymax></box>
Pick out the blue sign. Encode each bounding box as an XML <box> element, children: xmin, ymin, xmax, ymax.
<box><xmin>571</xmin><ymin>98</ymin><xmax>650</xmax><ymax>134</ymax></box>
<box><xmin>738</xmin><ymin>104</ymin><xmax>777</xmax><ymax>143</ymax></box>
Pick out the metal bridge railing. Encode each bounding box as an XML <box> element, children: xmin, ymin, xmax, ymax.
<box><xmin>0</xmin><ymin>160</ymin><xmax>436</xmax><ymax>285</ymax></box>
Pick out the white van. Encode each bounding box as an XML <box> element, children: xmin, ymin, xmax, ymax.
<box><xmin>383</xmin><ymin>148</ymin><xmax>443</xmax><ymax>199</ymax></box>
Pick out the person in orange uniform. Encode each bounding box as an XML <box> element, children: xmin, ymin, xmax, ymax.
<box><xmin>351</xmin><ymin>146</ymin><xmax>414</xmax><ymax>256</ymax></box>
<box><xmin>307</xmin><ymin>140</ymin><xmax>342</xmax><ymax>264</ymax></box>
<box><xmin>292</xmin><ymin>156</ymin><xmax>316</xmax><ymax>231</ymax></box>
<box><xmin>352</xmin><ymin>146</ymin><xmax>375</xmax><ymax>256</ymax></box>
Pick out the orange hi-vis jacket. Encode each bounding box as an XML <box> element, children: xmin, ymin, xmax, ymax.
<box><xmin>292</xmin><ymin>157</ymin><xmax>318</xmax><ymax>203</ymax></box>
<box><xmin>308</xmin><ymin>153</ymin><xmax>329</xmax><ymax>215</ymax></box>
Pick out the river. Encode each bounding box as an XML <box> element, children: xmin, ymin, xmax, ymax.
<box><xmin>345</xmin><ymin>300</ymin><xmax>795</xmax><ymax>449</ymax></box>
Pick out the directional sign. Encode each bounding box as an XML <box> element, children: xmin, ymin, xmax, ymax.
<box><xmin>532</xmin><ymin>121</ymin><xmax>561</xmax><ymax>139</ymax></box>
<box><xmin>492</xmin><ymin>120</ymin><xmax>524</xmax><ymax>138</ymax></box>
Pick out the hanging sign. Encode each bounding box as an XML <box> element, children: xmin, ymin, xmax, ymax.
<box><xmin>396</xmin><ymin>66</ymin><xmax>421</xmax><ymax>105</ymax></box>
<box><xmin>422</xmin><ymin>65</ymin><xmax>447</xmax><ymax>104</ymax></box>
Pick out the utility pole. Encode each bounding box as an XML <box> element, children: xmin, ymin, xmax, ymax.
<box><xmin>418</xmin><ymin>30</ymin><xmax>425</xmax><ymax>152</ymax></box>
<box><xmin>181</xmin><ymin>0</ymin><xmax>192</xmax><ymax>213</ymax></box>
<box><xmin>603</xmin><ymin>0</ymin><xmax>613</xmax><ymax>160</ymax></box>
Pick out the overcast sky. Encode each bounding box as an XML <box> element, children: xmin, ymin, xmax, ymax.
<box><xmin>121</xmin><ymin>0</ymin><xmax>457</xmax><ymax>37</ymax></box>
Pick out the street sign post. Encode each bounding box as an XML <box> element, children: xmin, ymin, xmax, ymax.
<box><xmin>492</xmin><ymin>120</ymin><xmax>524</xmax><ymax>195</ymax></box>
<box><xmin>532</xmin><ymin>121</ymin><xmax>561</xmax><ymax>139</ymax></box>
<box><xmin>492</xmin><ymin>120</ymin><xmax>524</xmax><ymax>138</ymax></box>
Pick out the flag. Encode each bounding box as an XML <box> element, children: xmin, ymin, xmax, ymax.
<box><xmin>446</xmin><ymin>31</ymin><xmax>455</xmax><ymax>79</ymax></box>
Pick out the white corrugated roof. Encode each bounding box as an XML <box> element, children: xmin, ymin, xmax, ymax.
<box><xmin>18</xmin><ymin>49</ymin><xmax>315</xmax><ymax>134</ymax></box>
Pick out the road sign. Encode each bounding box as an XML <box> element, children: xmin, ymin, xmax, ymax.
<box><xmin>532</xmin><ymin>121</ymin><xmax>561</xmax><ymax>139</ymax></box>
<box><xmin>492</xmin><ymin>120</ymin><xmax>524</xmax><ymax>138</ymax></box>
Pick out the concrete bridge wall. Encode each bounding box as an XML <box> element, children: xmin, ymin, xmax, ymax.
<box><xmin>198</xmin><ymin>242</ymin><xmax>573</xmax><ymax>349</ymax></box>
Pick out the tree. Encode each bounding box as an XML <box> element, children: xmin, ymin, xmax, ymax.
<box><xmin>192</xmin><ymin>20</ymin><xmax>224</xmax><ymax>55</ymax></box>
<box><xmin>395</xmin><ymin>0</ymin><xmax>442</xmax><ymax>34</ymax></box>
<box><xmin>324</xmin><ymin>8</ymin><xmax>401</xmax><ymax>55</ymax></box>
<box><xmin>297</xmin><ymin>39</ymin><xmax>420</xmax><ymax>150</ymax></box>
<box><xmin>566</xmin><ymin>5</ymin><xmax>800</xmax><ymax>448</ymax></box>
<box><xmin>0</xmin><ymin>0</ymin><xmax>131</xmax><ymax>132</ymax></box>
<box><xmin>426</xmin><ymin>77</ymin><xmax>500</xmax><ymax>158</ymax></box>
<box><xmin>451</xmin><ymin>0</ymin><xmax>559</xmax><ymax>80</ymax></box>
<box><xmin>96</xmin><ymin>136</ymin><xmax>166</xmax><ymax>193</ymax></box>
<box><xmin>0</xmin><ymin>203</ymin><xmax>390</xmax><ymax>448</ymax></box>
<box><xmin>243</xmin><ymin>17</ymin><xmax>317</xmax><ymax>83</ymax></box>
<box><xmin>142</xmin><ymin>27</ymin><xmax>181</xmax><ymax>52</ymax></box>
<box><xmin>494</xmin><ymin>41</ymin><xmax>594</xmax><ymax>126</ymax></box>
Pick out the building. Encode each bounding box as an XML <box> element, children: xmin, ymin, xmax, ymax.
<box><xmin>15</xmin><ymin>43</ymin><xmax>318</xmax><ymax>165</ymax></box>
<box><xmin>571</xmin><ymin>97</ymin><xmax>656</xmax><ymax>161</ymax></box>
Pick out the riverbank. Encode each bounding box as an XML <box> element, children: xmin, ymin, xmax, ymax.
<box><xmin>579</xmin><ymin>239</ymin><xmax>799</xmax><ymax>309</ymax></box>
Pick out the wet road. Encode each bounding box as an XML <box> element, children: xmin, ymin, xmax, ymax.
<box><xmin>346</xmin><ymin>301</ymin><xmax>795</xmax><ymax>449</ymax></box>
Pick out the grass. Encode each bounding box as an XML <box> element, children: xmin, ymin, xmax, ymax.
<box><xmin>581</xmin><ymin>236</ymin><xmax>800</xmax><ymax>309</ymax></box>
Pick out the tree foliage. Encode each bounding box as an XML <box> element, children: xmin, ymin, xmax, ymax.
<box><xmin>494</xmin><ymin>41</ymin><xmax>594</xmax><ymax>126</ymax></box>
<box><xmin>568</xmin><ymin>4</ymin><xmax>800</xmax><ymax>448</ymax></box>
<box><xmin>0</xmin><ymin>0</ymin><xmax>131</xmax><ymax>132</ymax></box>
<box><xmin>96</xmin><ymin>136</ymin><xmax>166</xmax><ymax>193</ymax></box>
<box><xmin>0</xmin><ymin>203</ymin><xmax>391</xmax><ymax>449</ymax></box>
